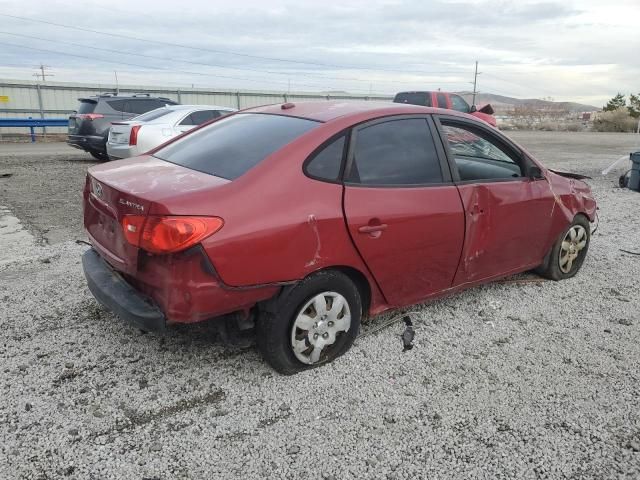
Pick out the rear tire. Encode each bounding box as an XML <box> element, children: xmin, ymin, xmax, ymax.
<box><xmin>536</xmin><ymin>215</ymin><xmax>590</xmax><ymax>281</ymax></box>
<box><xmin>89</xmin><ymin>150</ymin><xmax>109</xmax><ymax>161</ymax></box>
<box><xmin>256</xmin><ymin>270</ymin><xmax>362</xmax><ymax>374</ymax></box>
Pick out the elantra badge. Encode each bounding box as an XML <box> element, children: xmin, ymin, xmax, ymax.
<box><xmin>119</xmin><ymin>198</ymin><xmax>144</xmax><ymax>212</ymax></box>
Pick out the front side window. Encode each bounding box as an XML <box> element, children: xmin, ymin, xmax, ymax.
<box><xmin>441</xmin><ymin>123</ymin><xmax>523</xmax><ymax>181</ymax></box>
<box><xmin>450</xmin><ymin>95</ymin><xmax>470</xmax><ymax>113</ymax></box>
<box><xmin>436</xmin><ymin>93</ymin><xmax>448</xmax><ymax>108</ymax></box>
<box><xmin>155</xmin><ymin>113</ymin><xmax>319</xmax><ymax>180</ymax></box>
<box><xmin>347</xmin><ymin>118</ymin><xmax>443</xmax><ymax>185</ymax></box>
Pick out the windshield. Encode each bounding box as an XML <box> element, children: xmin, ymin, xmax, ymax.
<box><xmin>154</xmin><ymin>113</ymin><xmax>320</xmax><ymax>180</ymax></box>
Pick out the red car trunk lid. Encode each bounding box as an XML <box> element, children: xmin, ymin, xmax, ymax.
<box><xmin>84</xmin><ymin>156</ymin><xmax>229</xmax><ymax>274</ymax></box>
<box><xmin>84</xmin><ymin>175</ymin><xmax>152</xmax><ymax>274</ymax></box>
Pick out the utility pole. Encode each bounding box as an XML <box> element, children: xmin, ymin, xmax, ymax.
<box><xmin>114</xmin><ymin>71</ymin><xmax>119</xmax><ymax>95</ymax></box>
<box><xmin>472</xmin><ymin>61</ymin><xmax>479</xmax><ymax>106</ymax></box>
<box><xmin>33</xmin><ymin>64</ymin><xmax>53</xmax><ymax>82</ymax></box>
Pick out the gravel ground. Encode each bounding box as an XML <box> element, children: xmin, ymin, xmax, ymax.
<box><xmin>1</xmin><ymin>132</ymin><xmax>639</xmax><ymax>479</ymax></box>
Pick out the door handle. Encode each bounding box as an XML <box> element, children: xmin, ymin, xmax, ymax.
<box><xmin>358</xmin><ymin>223</ymin><xmax>388</xmax><ymax>234</ymax></box>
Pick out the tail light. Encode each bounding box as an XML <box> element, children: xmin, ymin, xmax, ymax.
<box><xmin>129</xmin><ymin>125</ymin><xmax>141</xmax><ymax>146</ymax></box>
<box><xmin>121</xmin><ymin>215</ymin><xmax>223</xmax><ymax>254</ymax></box>
<box><xmin>77</xmin><ymin>113</ymin><xmax>104</xmax><ymax>121</ymax></box>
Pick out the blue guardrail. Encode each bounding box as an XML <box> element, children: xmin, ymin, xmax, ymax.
<box><xmin>0</xmin><ymin>117</ymin><xmax>68</xmax><ymax>142</ymax></box>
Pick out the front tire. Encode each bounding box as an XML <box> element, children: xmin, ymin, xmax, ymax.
<box><xmin>256</xmin><ymin>270</ymin><xmax>362</xmax><ymax>374</ymax></box>
<box><xmin>537</xmin><ymin>215</ymin><xmax>590</xmax><ymax>280</ymax></box>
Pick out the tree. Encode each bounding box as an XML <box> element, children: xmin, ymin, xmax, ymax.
<box><xmin>628</xmin><ymin>93</ymin><xmax>640</xmax><ymax>118</ymax></box>
<box><xmin>603</xmin><ymin>93</ymin><xmax>626</xmax><ymax>111</ymax></box>
<box><xmin>592</xmin><ymin>107</ymin><xmax>637</xmax><ymax>132</ymax></box>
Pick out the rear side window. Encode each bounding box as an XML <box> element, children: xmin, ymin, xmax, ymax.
<box><xmin>393</xmin><ymin>92</ymin><xmax>431</xmax><ymax>107</ymax></box>
<box><xmin>133</xmin><ymin>108</ymin><xmax>172</xmax><ymax>122</ymax></box>
<box><xmin>347</xmin><ymin>119</ymin><xmax>443</xmax><ymax>185</ymax></box>
<box><xmin>436</xmin><ymin>93</ymin><xmax>448</xmax><ymax>108</ymax></box>
<box><xmin>106</xmin><ymin>100</ymin><xmax>128</xmax><ymax>112</ymax></box>
<box><xmin>127</xmin><ymin>100</ymin><xmax>165</xmax><ymax>114</ymax></box>
<box><xmin>155</xmin><ymin>113</ymin><xmax>319</xmax><ymax>180</ymax></box>
<box><xmin>180</xmin><ymin>110</ymin><xmax>219</xmax><ymax>126</ymax></box>
<box><xmin>77</xmin><ymin>100</ymin><xmax>97</xmax><ymax>114</ymax></box>
<box><xmin>305</xmin><ymin>135</ymin><xmax>346</xmax><ymax>181</ymax></box>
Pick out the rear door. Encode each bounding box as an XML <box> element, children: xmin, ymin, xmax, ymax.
<box><xmin>434</xmin><ymin>116</ymin><xmax>556</xmax><ymax>284</ymax></box>
<box><xmin>343</xmin><ymin>116</ymin><xmax>465</xmax><ymax>306</ymax></box>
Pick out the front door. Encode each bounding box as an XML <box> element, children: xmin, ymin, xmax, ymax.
<box><xmin>343</xmin><ymin>116</ymin><xmax>465</xmax><ymax>306</ymax></box>
<box><xmin>434</xmin><ymin>117</ymin><xmax>556</xmax><ymax>284</ymax></box>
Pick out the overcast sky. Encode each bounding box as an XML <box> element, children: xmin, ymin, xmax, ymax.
<box><xmin>0</xmin><ymin>0</ymin><xmax>638</xmax><ymax>106</ymax></box>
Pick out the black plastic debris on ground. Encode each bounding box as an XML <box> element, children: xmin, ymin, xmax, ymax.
<box><xmin>401</xmin><ymin>316</ymin><xmax>415</xmax><ymax>352</ymax></box>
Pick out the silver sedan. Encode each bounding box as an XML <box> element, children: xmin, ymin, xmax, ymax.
<box><xmin>106</xmin><ymin>104</ymin><xmax>236</xmax><ymax>160</ymax></box>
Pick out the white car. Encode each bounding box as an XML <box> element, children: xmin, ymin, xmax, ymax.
<box><xmin>106</xmin><ymin>104</ymin><xmax>236</xmax><ymax>160</ymax></box>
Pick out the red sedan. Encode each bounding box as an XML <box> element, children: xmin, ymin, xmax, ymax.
<box><xmin>82</xmin><ymin>101</ymin><xmax>596</xmax><ymax>373</ymax></box>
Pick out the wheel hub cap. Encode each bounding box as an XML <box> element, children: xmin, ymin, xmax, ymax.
<box><xmin>290</xmin><ymin>291</ymin><xmax>351</xmax><ymax>365</ymax></box>
<box><xmin>559</xmin><ymin>225</ymin><xmax>587</xmax><ymax>274</ymax></box>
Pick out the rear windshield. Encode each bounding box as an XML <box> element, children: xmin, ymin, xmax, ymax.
<box><xmin>133</xmin><ymin>108</ymin><xmax>173</xmax><ymax>122</ymax></box>
<box><xmin>154</xmin><ymin>113</ymin><xmax>320</xmax><ymax>180</ymax></box>
<box><xmin>77</xmin><ymin>100</ymin><xmax>97</xmax><ymax>114</ymax></box>
<box><xmin>393</xmin><ymin>92</ymin><xmax>432</xmax><ymax>107</ymax></box>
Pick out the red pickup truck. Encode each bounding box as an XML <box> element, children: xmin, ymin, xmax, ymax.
<box><xmin>393</xmin><ymin>91</ymin><xmax>497</xmax><ymax>127</ymax></box>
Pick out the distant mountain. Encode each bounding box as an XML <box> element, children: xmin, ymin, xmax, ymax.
<box><xmin>457</xmin><ymin>92</ymin><xmax>599</xmax><ymax>113</ymax></box>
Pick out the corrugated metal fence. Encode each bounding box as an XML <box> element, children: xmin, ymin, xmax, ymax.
<box><xmin>0</xmin><ymin>79</ymin><xmax>394</xmax><ymax>135</ymax></box>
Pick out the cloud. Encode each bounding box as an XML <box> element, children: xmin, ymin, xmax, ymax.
<box><xmin>0</xmin><ymin>0</ymin><xmax>638</xmax><ymax>104</ymax></box>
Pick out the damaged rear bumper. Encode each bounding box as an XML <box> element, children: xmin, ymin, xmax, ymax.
<box><xmin>82</xmin><ymin>248</ymin><xmax>166</xmax><ymax>332</ymax></box>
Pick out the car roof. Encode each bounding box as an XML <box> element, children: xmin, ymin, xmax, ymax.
<box><xmin>164</xmin><ymin>104</ymin><xmax>237</xmax><ymax>111</ymax></box>
<box><xmin>80</xmin><ymin>95</ymin><xmax>175</xmax><ymax>101</ymax></box>
<box><xmin>244</xmin><ymin>101</ymin><xmax>459</xmax><ymax>123</ymax></box>
<box><xmin>395</xmin><ymin>91</ymin><xmax>462</xmax><ymax>95</ymax></box>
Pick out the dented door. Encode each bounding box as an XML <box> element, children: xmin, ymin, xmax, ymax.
<box><xmin>434</xmin><ymin>116</ymin><xmax>557</xmax><ymax>285</ymax></box>
<box><xmin>453</xmin><ymin>179</ymin><xmax>555</xmax><ymax>285</ymax></box>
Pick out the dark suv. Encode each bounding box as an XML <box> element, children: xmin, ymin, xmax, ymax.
<box><xmin>67</xmin><ymin>94</ymin><xmax>178</xmax><ymax>160</ymax></box>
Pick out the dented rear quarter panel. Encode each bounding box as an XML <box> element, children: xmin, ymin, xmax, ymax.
<box><xmin>194</xmin><ymin>118</ymin><xmax>390</xmax><ymax>314</ymax></box>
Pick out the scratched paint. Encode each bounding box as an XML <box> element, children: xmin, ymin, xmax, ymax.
<box><xmin>305</xmin><ymin>214</ymin><xmax>322</xmax><ymax>268</ymax></box>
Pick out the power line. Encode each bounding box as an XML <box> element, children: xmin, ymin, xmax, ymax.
<box><xmin>0</xmin><ymin>31</ymin><xmax>471</xmax><ymax>87</ymax></box>
<box><xmin>0</xmin><ymin>40</ymin><xmax>396</xmax><ymax>93</ymax></box>
<box><xmin>482</xmin><ymin>72</ymin><xmax>556</xmax><ymax>98</ymax></box>
<box><xmin>0</xmin><ymin>13</ymin><xmax>470</xmax><ymax>77</ymax></box>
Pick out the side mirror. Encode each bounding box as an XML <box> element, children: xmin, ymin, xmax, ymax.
<box><xmin>528</xmin><ymin>165</ymin><xmax>544</xmax><ymax>179</ymax></box>
<box><xmin>478</xmin><ymin>103</ymin><xmax>494</xmax><ymax>115</ymax></box>
<box><xmin>469</xmin><ymin>105</ymin><xmax>477</xmax><ymax>113</ymax></box>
